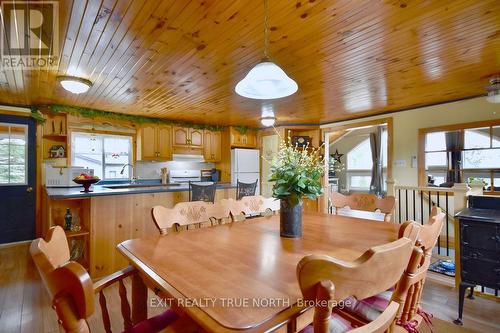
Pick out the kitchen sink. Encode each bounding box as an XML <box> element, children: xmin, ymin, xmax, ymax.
<box><xmin>103</xmin><ymin>183</ymin><xmax>182</xmax><ymax>189</ymax></box>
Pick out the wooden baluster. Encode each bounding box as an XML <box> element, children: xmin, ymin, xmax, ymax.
<box><xmin>99</xmin><ymin>290</ymin><xmax>112</xmax><ymax>333</ymax></box>
<box><xmin>119</xmin><ymin>279</ymin><xmax>133</xmax><ymax>330</ymax></box>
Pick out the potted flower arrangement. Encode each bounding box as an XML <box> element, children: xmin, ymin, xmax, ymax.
<box><xmin>268</xmin><ymin>133</ymin><xmax>325</xmax><ymax>238</ymax></box>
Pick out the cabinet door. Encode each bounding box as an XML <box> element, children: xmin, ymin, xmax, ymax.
<box><xmin>173</xmin><ymin>127</ymin><xmax>189</xmax><ymax>146</ymax></box>
<box><xmin>141</xmin><ymin>125</ymin><xmax>157</xmax><ymax>160</ymax></box>
<box><xmin>190</xmin><ymin>129</ymin><xmax>203</xmax><ymax>147</ymax></box>
<box><xmin>203</xmin><ymin>131</ymin><xmax>213</xmax><ymax>161</ymax></box>
<box><xmin>211</xmin><ymin>131</ymin><xmax>221</xmax><ymax>161</ymax></box>
<box><xmin>157</xmin><ymin>126</ymin><xmax>172</xmax><ymax>160</ymax></box>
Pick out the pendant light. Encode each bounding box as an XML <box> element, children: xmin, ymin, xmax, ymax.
<box><xmin>486</xmin><ymin>76</ymin><xmax>500</xmax><ymax>103</ymax></box>
<box><xmin>235</xmin><ymin>0</ymin><xmax>298</xmax><ymax>99</ymax></box>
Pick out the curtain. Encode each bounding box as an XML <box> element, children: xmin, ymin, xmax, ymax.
<box><xmin>443</xmin><ymin>131</ymin><xmax>464</xmax><ymax>187</ymax></box>
<box><xmin>369</xmin><ymin>127</ymin><xmax>383</xmax><ymax>196</ymax></box>
<box><xmin>444</xmin><ymin>131</ymin><xmax>463</xmax><ymax>186</ymax></box>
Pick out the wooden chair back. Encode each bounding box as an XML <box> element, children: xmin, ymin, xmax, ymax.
<box><xmin>392</xmin><ymin>206</ymin><xmax>446</xmax><ymax>325</ymax></box>
<box><xmin>222</xmin><ymin>196</ymin><xmax>280</xmax><ymax>221</ymax></box>
<box><xmin>152</xmin><ymin>201</ymin><xmax>233</xmax><ymax>234</ymax></box>
<box><xmin>30</xmin><ymin>226</ymin><xmax>95</xmax><ymax>333</ymax></box>
<box><xmin>31</xmin><ymin>226</ymin><xmax>144</xmax><ymax>333</ymax></box>
<box><xmin>297</xmin><ymin>237</ymin><xmax>414</xmax><ymax>333</ymax></box>
<box><xmin>331</xmin><ymin>192</ymin><xmax>396</xmax><ymax>221</ymax></box>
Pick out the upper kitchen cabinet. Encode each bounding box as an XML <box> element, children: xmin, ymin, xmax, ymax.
<box><xmin>230</xmin><ymin>127</ymin><xmax>257</xmax><ymax>148</ymax></box>
<box><xmin>139</xmin><ymin>125</ymin><xmax>172</xmax><ymax>161</ymax></box>
<box><xmin>203</xmin><ymin>130</ymin><xmax>221</xmax><ymax>162</ymax></box>
<box><xmin>173</xmin><ymin>127</ymin><xmax>203</xmax><ymax>148</ymax></box>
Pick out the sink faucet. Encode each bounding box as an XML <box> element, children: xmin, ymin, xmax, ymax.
<box><xmin>120</xmin><ymin>163</ymin><xmax>137</xmax><ymax>183</ymax></box>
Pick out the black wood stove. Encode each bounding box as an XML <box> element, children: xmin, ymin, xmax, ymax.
<box><xmin>454</xmin><ymin>195</ymin><xmax>500</xmax><ymax>325</ymax></box>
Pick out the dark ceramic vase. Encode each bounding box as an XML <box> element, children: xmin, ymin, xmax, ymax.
<box><xmin>280</xmin><ymin>199</ymin><xmax>303</xmax><ymax>238</ymax></box>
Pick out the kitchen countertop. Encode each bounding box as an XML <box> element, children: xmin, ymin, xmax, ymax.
<box><xmin>45</xmin><ymin>180</ymin><xmax>237</xmax><ymax>199</ymax></box>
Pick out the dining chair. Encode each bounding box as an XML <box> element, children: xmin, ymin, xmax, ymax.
<box><xmin>222</xmin><ymin>195</ymin><xmax>280</xmax><ymax>221</ymax></box>
<box><xmin>339</xmin><ymin>207</ymin><xmax>445</xmax><ymax>332</ymax></box>
<box><xmin>189</xmin><ymin>181</ymin><xmax>216</xmax><ymax>203</ymax></box>
<box><xmin>331</xmin><ymin>192</ymin><xmax>396</xmax><ymax>222</ymax></box>
<box><xmin>152</xmin><ymin>201</ymin><xmax>211</xmax><ymax>234</ymax></box>
<box><xmin>30</xmin><ymin>226</ymin><xmax>197</xmax><ymax>333</ymax></box>
<box><xmin>236</xmin><ymin>179</ymin><xmax>258</xmax><ymax>200</ymax></box>
<box><xmin>297</xmin><ymin>236</ymin><xmax>415</xmax><ymax>333</ymax></box>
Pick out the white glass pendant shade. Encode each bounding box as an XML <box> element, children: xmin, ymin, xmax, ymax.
<box><xmin>260</xmin><ymin>116</ymin><xmax>276</xmax><ymax>127</ymax></box>
<box><xmin>57</xmin><ymin>76</ymin><xmax>92</xmax><ymax>94</ymax></box>
<box><xmin>235</xmin><ymin>61</ymin><xmax>298</xmax><ymax>99</ymax></box>
<box><xmin>486</xmin><ymin>77</ymin><xmax>500</xmax><ymax>103</ymax></box>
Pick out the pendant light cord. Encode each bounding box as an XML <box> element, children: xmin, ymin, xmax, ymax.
<box><xmin>263</xmin><ymin>0</ymin><xmax>269</xmax><ymax>60</ymax></box>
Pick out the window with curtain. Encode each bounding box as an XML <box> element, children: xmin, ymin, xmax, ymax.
<box><xmin>71</xmin><ymin>132</ymin><xmax>132</xmax><ymax>179</ymax></box>
<box><xmin>423</xmin><ymin>124</ymin><xmax>500</xmax><ymax>192</ymax></box>
<box><xmin>346</xmin><ymin>129</ymin><xmax>388</xmax><ymax>191</ymax></box>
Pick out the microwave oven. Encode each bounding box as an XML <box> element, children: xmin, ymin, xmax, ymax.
<box><xmin>45</xmin><ymin>166</ymin><xmax>94</xmax><ymax>187</ymax></box>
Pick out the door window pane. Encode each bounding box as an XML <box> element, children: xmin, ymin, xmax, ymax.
<box><xmin>464</xmin><ymin>127</ymin><xmax>491</xmax><ymax>149</ymax></box>
<box><xmin>0</xmin><ymin>123</ymin><xmax>27</xmax><ymax>184</ymax></box>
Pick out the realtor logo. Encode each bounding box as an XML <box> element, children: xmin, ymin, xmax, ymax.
<box><xmin>1</xmin><ymin>1</ymin><xmax>59</xmax><ymax>69</ymax></box>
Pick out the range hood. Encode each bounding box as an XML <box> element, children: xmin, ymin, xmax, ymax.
<box><xmin>172</xmin><ymin>154</ymin><xmax>205</xmax><ymax>162</ymax></box>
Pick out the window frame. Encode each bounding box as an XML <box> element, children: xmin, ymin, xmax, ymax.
<box><xmin>0</xmin><ymin>122</ymin><xmax>28</xmax><ymax>185</ymax></box>
<box><xmin>69</xmin><ymin>129</ymin><xmax>136</xmax><ymax>180</ymax></box>
<box><xmin>418</xmin><ymin>120</ymin><xmax>500</xmax><ymax>194</ymax></box>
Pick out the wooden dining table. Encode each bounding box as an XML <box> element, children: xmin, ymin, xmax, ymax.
<box><xmin>117</xmin><ymin>212</ymin><xmax>400</xmax><ymax>333</ymax></box>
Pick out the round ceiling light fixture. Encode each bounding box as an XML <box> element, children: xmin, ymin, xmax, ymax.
<box><xmin>486</xmin><ymin>76</ymin><xmax>500</xmax><ymax>103</ymax></box>
<box><xmin>235</xmin><ymin>0</ymin><xmax>298</xmax><ymax>100</ymax></box>
<box><xmin>57</xmin><ymin>76</ymin><xmax>92</xmax><ymax>94</ymax></box>
<box><xmin>260</xmin><ymin>116</ymin><xmax>276</xmax><ymax>127</ymax></box>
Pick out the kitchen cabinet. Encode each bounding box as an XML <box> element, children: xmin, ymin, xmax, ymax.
<box><xmin>203</xmin><ymin>130</ymin><xmax>222</xmax><ymax>162</ymax></box>
<box><xmin>173</xmin><ymin>126</ymin><xmax>203</xmax><ymax>148</ymax></box>
<box><xmin>230</xmin><ymin>127</ymin><xmax>257</xmax><ymax>148</ymax></box>
<box><xmin>140</xmin><ymin>125</ymin><xmax>172</xmax><ymax>160</ymax></box>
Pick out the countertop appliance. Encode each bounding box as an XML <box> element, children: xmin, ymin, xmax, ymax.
<box><xmin>45</xmin><ymin>166</ymin><xmax>94</xmax><ymax>187</ymax></box>
<box><xmin>454</xmin><ymin>195</ymin><xmax>500</xmax><ymax>325</ymax></box>
<box><xmin>231</xmin><ymin>148</ymin><xmax>260</xmax><ymax>194</ymax></box>
<box><xmin>169</xmin><ymin>169</ymin><xmax>201</xmax><ymax>184</ymax></box>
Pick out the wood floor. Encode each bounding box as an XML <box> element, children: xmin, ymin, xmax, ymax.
<box><xmin>1</xmin><ymin>243</ymin><xmax>498</xmax><ymax>333</ymax></box>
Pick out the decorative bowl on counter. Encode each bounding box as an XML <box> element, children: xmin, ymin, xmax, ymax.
<box><xmin>73</xmin><ymin>175</ymin><xmax>100</xmax><ymax>193</ymax></box>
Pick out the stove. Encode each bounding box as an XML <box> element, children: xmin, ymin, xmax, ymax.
<box><xmin>169</xmin><ymin>169</ymin><xmax>201</xmax><ymax>184</ymax></box>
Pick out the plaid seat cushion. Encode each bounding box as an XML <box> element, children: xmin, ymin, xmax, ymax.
<box><xmin>343</xmin><ymin>289</ymin><xmax>393</xmax><ymax>322</ymax></box>
<box><xmin>299</xmin><ymin>313</ymin><xmax>354</xmax><ymax>333</ymax></box>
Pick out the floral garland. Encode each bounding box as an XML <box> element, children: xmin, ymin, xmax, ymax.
<box><xmin>30</xmin><ymin>104</ymin><xmax>254</xmax><ymax>132</ymax></box>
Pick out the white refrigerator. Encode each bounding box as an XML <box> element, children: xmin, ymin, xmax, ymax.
<box><xmin>231</xmin><ymin>148</ymin><xmax>260</xmax><ymax>195</ymax></box>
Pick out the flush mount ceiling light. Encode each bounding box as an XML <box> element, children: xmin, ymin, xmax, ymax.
<box><xmin>235</xmin><ymin>0</ymin><xmax>298</xmax><ymax>100</ymax></box>
<box><xmin>57</xmin><ymin>76</ymin><xmax>92</xmax><ymax>94</ymax></box>
<box><xmin>486</xmin><ymin>76</ymin><xmax>500</xmax><ymax>103</ymax></box>
<box><xmin>260</xmin><ymin>116</ymin><xmax>276</xmax><ymax>127</ymax></box>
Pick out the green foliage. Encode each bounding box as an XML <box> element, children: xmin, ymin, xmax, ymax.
<box><xmin>267</xmin><ymin>131</ymin><xmax>325</xmax><ymax>206</ymax></box>
<box><xmin>30</xmin><ymin>106</ymin><xmax>45</xmax><ymax>123</ymax></box>
<box><xmin>233</xmin><ymin>126</ymin><xmax>249</xmax><ymax>134</ymax></box>
<box><xmin>32</xmin><ymin>104</ymin><xmax>229</xmax><ymax>131</ymax></box>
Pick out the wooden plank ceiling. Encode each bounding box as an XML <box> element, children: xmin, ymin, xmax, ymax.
<box><xmin>0</xmin><ymin>0</ymin><xmax>499</xmax><ymax>126</ymax></box>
